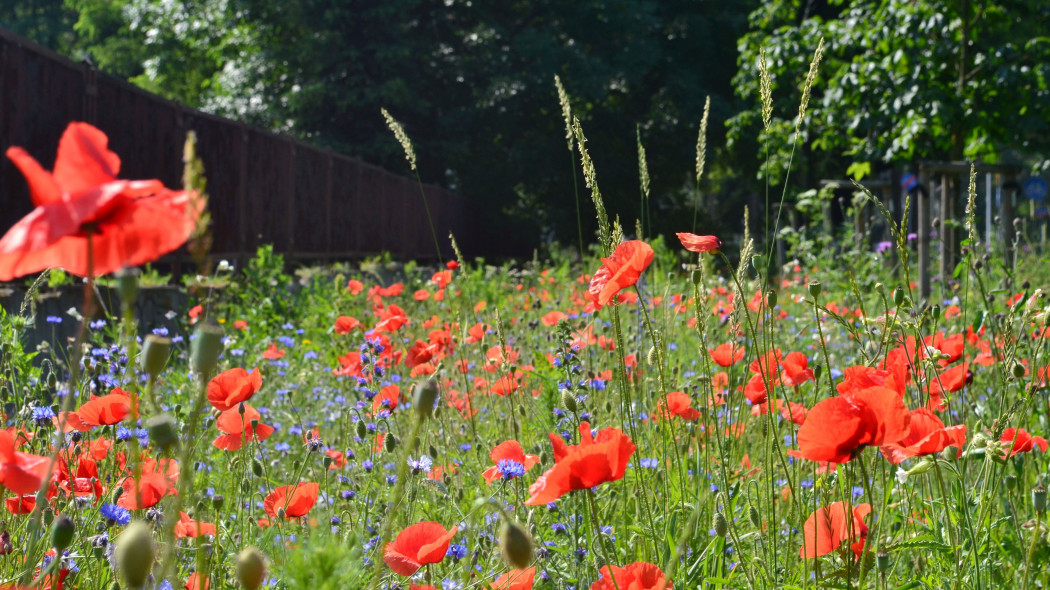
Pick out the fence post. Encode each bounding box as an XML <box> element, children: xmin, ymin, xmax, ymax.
<box><xmin>917</xmin><ymin>170</ymin><xmax>931</xmax><ymax>302</ymax></box>
<box><xmin>325</xmin><ymin>152</ymin><xmax>333</xmax><ymax>262</ymax></box>
<box><xmin>287</xmin><ymin>143</ymin><xmax>296</xmax><ymax>256</ymax></box>
<box><xmin>237</xmin><ymin>125</ymin><xmax>249</xmax><ymax>267</ymax></box>
<box><xmin>938</xmin><ymin>173</ymin><xmax>956</xmax><ymax>293</ymax></box>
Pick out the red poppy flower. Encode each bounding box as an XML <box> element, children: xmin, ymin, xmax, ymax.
<box><xmin>185</xmin><ymin>572</ymin><xmax>208</xmax><ymax>590</ymax></box>
<box><xmin>491</xmin><ymin>566</ymin><xmax>536</xmax><ymax>590</ymax></box>
<box><xmin>676</xmin><ymin>232</ymin><xmax>721</xmax><ymax>253</ymax></box>
<box><xmin>232</xmin><ymin>320</ymin><xmax>248</xmax><ymax>331</ymax></box>
<box><xmin>0</xmin><ymin>429</ymin><xmax>50</xmax><ymax>494</ymax></box>
<box><xmin>372</xmin><ymin>384</ymin><xmax>401</xmax><ymax>414</ymax></box>
<box><xmin>780</xmin><ymin>352</ymin><xmax>814</xmax><ymax>387</ymax></box>
<box><xmin>213</xmin><ymin>404</ymin><xmax>275</xmax><ymax>451</ymax></box>
<box><xmin>407</xmin><ymin>340</ymin><xmax>439</xmax><ymax>368</ymax></box>
<box><xmin>6</xmin><ymin>494</ymin><xmax>36</xmax><ymax>514</ymax></box>
<box><xmin>1000</xmin><ymin>428</ymin><xmax>1049</xmax><ymax>457</ymax></box>
<box><xmin>800</xmin><ymin>501</ymin><xmax>871</xmax><ymax>559</ymax></box>
<box><xmin>334</xmin><ymin>315</ymin><xmax>361</xmax><ymax>334</ymax></box>
<box><xmin>0</xmin><ymin>122</ymin><xmax>198</xmax><ymax>280</ymax></box>
<box><xmin>752</xmin><ymin>398</ymin><xmax>807</xmax><ymax>425</ymax></box>
<box><xmin>188</xmin><ymin>304</ymin><xmax>203</xmax><ymax>322</ymax></box>
<box><xmin>586</xmin><ymin>240</ymin><xmax>654</xmax><ymax>309</ymax></box>
<box><xmin>590</xmin><ymin>561</ymin><xmax>672</xmax><ymax>590</ymax></box>
<box><xmin>384</xmin><ymin>521</ymin><xmax>458</xmax><ymax>576</ymax></box>
<box><xmin>793</xmin><ymin>386</ymin><xmax>910</xmax><ymax>464</ymax></box>
<box><xmin>446</xmin><ymin>260</ymin><xmax>459</xmax><ymax>270</ymax></box>
<box><xmin>207</xmin><ymin>368</ymin><xmax>262</xmax><ymax>411</ymax></box>
<box><xmin>373</xmin><ymin>304</ymin><xmax>409</xmax><ymax>332</ymax></box>
<box><xmin>76</xmin><ymin>391</ymin><xmax>132</xmax><ymax>426</ymax></box>
<box><xmin>525</xmin><ymin>422</ymin><xmax>636</xmax><ymax>505</ymax></box>
<box><xmin>836</xmin><ymin>365</ymin><xmax>906</xmax><ymax>397</ymax></box>
<box><xmin>709</xmin><ymin>343</ymin><xmax>745</xmax><ymax>367</ymax></box>
<box><xmin>653</xmin><ymin>392</ymin><xmax>701</xmax><ymax>421</ymax></box>
<box><xmin>261</xmin><ymin>343</ymin><xmax>285</xmax><ymax>360</ymax></box>
<box><xmin>174</xmin><ymin>511</ymin><xmax>216</xmax><ymax>538</ymax></box>
<box><xmin>333</xmin><ymin>351</ymin><xmax>363</xmax><ymax>377</ymax></box>
<box><xmin>743</xmin><ymin>374</ymin><xmax>770</xmax><ymax>405</ymax></box>
<box><xmin>263</xmin><ymin>482</ymin><xmax>319</xmax><ymax>519</ymax></box>
<box><xmin>541</xmin><ymin>311</ymin><xmax>568</xmax><ymax>327</ymax></box>
<box><xmin>117</xmin><ymin>473</ymin><xmax>171</xmax><ymax>509</ymax></box>
<box><xmin>347</xmin><ymin>279</ymin><xmax>364</xmax><ymax>294</ymax></box>
<box><xmin>483</xmin><ymin>440</ymin><xmax>540</xmax><ymax>485</ymax></box>
<box><xmin>880</xmin><ymin>408</ymin><xmax>966</xmax><ymax>464</ymax></box>
<box><xmin>927</xmin><ymin>363</ymin><xmax>971</xmax><ymax>411</ymax></box>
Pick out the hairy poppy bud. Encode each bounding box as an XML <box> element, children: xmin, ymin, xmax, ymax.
<box><xmin>355</xmin><ymin>420</ymin><xmax>367</xmax><ymax>439</ymax></box>
<box><xmin>1005</xmin><ymin>474</ymin><xmax>1018</xmax><ymax>491</ymax></box>
<box><xmin>1013</xmin><ymin>363</ymin><xmax>1026</xmax><ymax>379</ymax></box>
<box><xmin>50</xmin><ymin>514</ymin><xmax>75</xmax><ymax>551</ymax></box>
<box><xmin>940</xmin><ymin>446</ymin><xmax>959</xmax><ymax>462</ymax></box>
<box><xmin>500</xmin><ymin>519</ymin><xmax>534</xmax><ymax>569</ymax></box>
<box><xmin>252</xmin><ymin>459</ymin><xmax>264</xmax><ymax>477</ymax></box>
<box><xmin>561</xmin><ymin>390</ymin><xmax>577</xmax><ymax>413</ymax></box>
<box><xmin>414</xmin><ymin>380</ymin><xmax>439</xmax><ymax>419</ymax></box>
<box><xmin>237</xmin><ymin>546</ymin><xmax>268</xmax><ymax>590</ymax></box>
<box><xmin>748</xmin><ymin>504</ymin><xmax>761</xmax><ymax>528</ymax></box>
<box><xmin>1034</xmin><ymin>483</ymin><xmax>1047</xmax><ymax>513</ymax></box>
<box><xmin>146</xmin><ymin>414</ymin><xmax>179</xmax><ymax>452</ymax></box>
<box><xmin>874</xmin><ymin>282</ymin><xmax>885</xmax><ymax>295</ymax></box>
<box><xmin>116</xmin><ymin>521</ymin><xmax>154</xmax><ymax>588</ymax></box>
<box><xmin>893</xmin><ymin>286</ymin><xmax>905</xmax><ymax>307</ymax></box>
<box><xmin>191</xmin><ymin>323</ymin><xmax>224</xmax><ymax>375</ymax></box>
<box><xmin>713</xmin><ymin>512</ymin><xmax>728</xmax><ymax>537</ymax></box>
<box><xmin>385</xmin><ymin>434</ymin><xmax>398</xmax><ymax>453</ymax></box>
<box><xmin>691</xmin><ymin>269</ymin><xmax>703</xmax><ymax>285</ymax></box>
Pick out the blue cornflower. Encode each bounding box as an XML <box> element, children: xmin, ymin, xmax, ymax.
<box><xmin>497</xmin><ymin>459</ymin><xmax>526</xmax><ymax>480</ymax></box>
<box><xmin>152</xmin><ymin>326</ymin><xmax>169</xmax><ymax>336</ymax></box>
<box><xmin>32</xmin><ymin>406</ymin><xmax>56</xmax><ymax>424</ymax></box>
<box><xmin>446</xmin><ymin>543</ymin><xmax>468</xmax><ymax>561</ymax></box>
<box><xmin>408</xmin><ymin>455</ymin><xmax>434</xmax><ymax>475</ymax></box>
<box><xmin>551</xmin><ymin>522</ymin><xmax>568</xmax><ymax>535</ymax></box>
<box><xmin>46</xmin><ymin>316</ymin><xmax>62</xmax><ymax>324</ymax></box>
<box><xmin>100</xmin><ymin>503</ymin><xmax>131</xmax><ymax>525</ymax></box>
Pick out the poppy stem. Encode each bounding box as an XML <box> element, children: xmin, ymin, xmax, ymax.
<box><xmin>586</xmin><ymin>488</ymin><xmax>621</xmax><ymax>590</ymax></box>
<box><xmin>1022</xmin><ymin>508</ymin><xmax>1042</xmax><ymax>590</ymax></box>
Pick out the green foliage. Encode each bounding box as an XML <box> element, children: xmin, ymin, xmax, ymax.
<box><xmin>274</xmin><ymin>539</ymin><xmax>365</xmax><ymax>590</ymax></box>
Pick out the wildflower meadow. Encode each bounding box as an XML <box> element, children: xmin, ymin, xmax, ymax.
<box><xmin>2</xmin><ymin>52</ymin><xmax>1050</xmax><ymax>590</ymax></box>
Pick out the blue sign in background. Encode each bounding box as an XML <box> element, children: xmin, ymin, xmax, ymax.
<box><xmin>1024</xmin><ymin>177</ymin><xmax>1047</xmax><ymax>201</ymax></box>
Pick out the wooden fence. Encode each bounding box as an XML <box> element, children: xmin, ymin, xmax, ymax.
<box><xmin>0</xmin><ymin>27</ymin><xmax>476</xmax><ymax>268</ymax></box>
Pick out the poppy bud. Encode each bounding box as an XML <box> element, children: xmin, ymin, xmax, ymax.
<box><xmin>117</xmin><ymin>268</ymin><xmax>140</xmax><ymax>306</ymax></box>
<box><xmin>1013</xmin><ymin>363</ymin><xmax>1026</xmax><ymax>379</ymax></box>
<box><xmin>876</xmin><ymin>550</ymin><xmax>891</xmax><ymax>573</ymax></box>
<box><xmin>766</xmin><ymin>290</ymin><xmax>777</xmax><ymax>309</ymax></box>
<box><xmin>414</xmin><ymin>380</ymin><xmax>439</xmax><ymax>419</ymax></box>
<box><xmin>748</xmin><ymin>504</ymin><xmax>761</xmax><ymax>528</ymax></box>
<box><xmin>116</xmin><ymin>521</ymin><xmax>154</xmax><ymax>588</ymax></box>
<box><xmin>561</xmin><ymin>390</ymin><xmax>577</xmax><ymax>413</ymax></box>
<box><xmin>237</xmin><ymin>546</ymin><xmax>268</xmax><ymax>590</ymax></box>
<box><xmin>940</xmin><ymin>446</ymin><xmax>959</xmax><ymax>462</ymax></box>
<box><xmin>713</xmin><ymin>512</ymin><xmax>728</xmax><ymax>537</ymax></box>
<box><xmin>907</xmin><ymin>458</ymin><xmax>936</xmax><ymax>477</ymax></box>
<box><xmin>146</xmin><ymin>414</ymin><xmax>179</xmax><ymax>452</ymax></box>
<box><xmin>500</xmin><ymin>519</ymin><xmax>534</xmax><ymax>569</ymax></box>
<box><xmin>276</xmin><ymin>507</ymin><xmax>286</xmax><ymax>520</ymax></box>
<box><xmin>893</xmin><ymin>286</ymin><xmax>905</xmax><ymax>307</ymax></box>
<box><xmin>50</xmin><ymin>514</ymin><xmax>75</xmax><ymax>552</ymax></box>
<box><xmin>429</xmin><ymin>444</ymin><xmax>439</xmax><ymax>459</ymax></box>
<box><xmin>1033</xmin><ymin>483</ymin><xmax>1047</xmax><ymax>513</ymax></box>
<box><xmin>1005</xmin><ymin>474</ymin><xmax>1018</xmax><ymax>491</ymax></box>
<box><xmin>47</xmin><ymin>371</ymin><xmax>58</xmax><ymax>389</ymax></box>
<box><xmin>355</xmin><ymin>420</ymin><xmax>367</xmax><ymax>439</ymax></box>
<box><xmin>808</xmin><ymin>281</ymin><xmax>821</xmax><ymax>299</ymax></box>
<box><xmin>875</xmin><ymin>282</ymin><xmax>885</xmax><ymax>295</ymax></box>
<box><xmin>385</xmin><ymin>434</ymin><xmax>398</xmax><ymax>453</ymax></box>
<box><xmin>191</xmin><ymin>323</ymin><xmax>224</xmax><ymax>375</ymax></box>
<box><xmin>252</xmin><ymin>459</ymin><xmax>264</xmax><ymax>477</ymax></box>
<box><xmin>813</xmin><ymin>364</ymin><xmax>823</xmax><ymax>382</ymax></box>
<box><xmin>111</xmin><ymin>487</ymin><xmax>124</xmax><ymax>505</ymax></box>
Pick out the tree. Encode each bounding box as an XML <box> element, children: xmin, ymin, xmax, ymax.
<box><xmin>729</xmin><ymin>0</ymin><xmax>1050</xmax><ymax>191</ymax></box>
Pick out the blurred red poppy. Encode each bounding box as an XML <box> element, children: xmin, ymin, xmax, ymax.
<box><xmin>800</xmin><ymin>501</ymin><xmax>870</xmax><ymax>559</ymax></box>
<box><xmin>384</xmin><ymin>521</ymin><xmax>458</xmax><ymax>576</ymax></box>
<box><xmin>334</xmin><ymin>315</ymin><xmax>361</xmax><ymax>334</ymax></box>
<box><xmin>263</xmin><ymin>482</ymin><xmax>319</xmax><ymax>519</ymax></box>
<box><xmin>174</xmin><ymin>511</ymin><xmax>216</xmax><ymax>538</ymax></box>
<box><xmin>372</xmin><ymin>384</ymin><xmax>401</xmax><ymax>415</ymax></box>
<box><xmin>213</xmin><ymin>404</ymin><xmax>275</xmax><ymax>451</ymax></box>
<box><xmin>709</xmin><ymin>343</ymin><xmax>745</xmax><ymax>367</ymax></box>
<box><xmin>793</xmin><ymin>386</ymin><xmax>910</xmax><ymax>464</ymax></box>
<box><xmin>261</xmin><ymin>343</ymin><xmax>286</xmax><ymax>360</ymax></box>
<box><xmin>491</xmin><ymin>566</ymin><xmax>536</xmax><ymax>590</ymax></box>
<box><xmin>483</xmin><ymin>440</ymin><xmax>540</xmax><ymax>485</ymax></box>
<box><xmin>0</xmin><ymin>430</ymin><xmax>50</xmax><ymax>494</ymax></box>
<box><xmin>590</xmin><ymin>561</ymin><xmax>672</xmax><ymax>590</ymax></box>
<box><xmin>76</xmin><ymin>391</ymin><xmax>131</xmax><ymax>426</ymax></box>
<box><xmin>586</xmin><ymin>241</ymin><xmax>654</xmax><ymax>309</ymax></box>
<box><xmin>117</xmin><ymin>473</ymin><xmax>170</xmax><ymax>509</ymax></box>
<box><xmin>1000</xmin><ymin>427</ymin><xmax>1049</xmax><ymax>457</ymax></box>
<box><xmin>780</xmin><ymin>352</ymin><xmax>814</xmax><ymax>387</ymax></box>
<box><xmin>185</xmin><ymin>572</ymin><xmax>208</xmax><ymax>590</ymax></box>
<box><xmin>207</xmin><ymin>368</ymin><xmax>262</xmax><ymax>411</ymax></box>
<box><xmin>0</xmin><ymin>122</ymin><xmax>198</xmax><ymax>280</ymax></box>
<box><xmin>880</xmin><ymin>408</ymin><xmax>966</xmax><ymax>464</ymax></box>
<box><xmin>676</xmin><ymin>232</ymin><xmax>721</xmax><ymax>253</ymax></box>
<box><xmin>653</xmin><ymin>392</ymin><xmax>701</xmax><ymax>421</ymax></box>
<box><xmin>525</xmin><ymin>421</ymin><xmax>636</xmax><ymax>505</ymax></box>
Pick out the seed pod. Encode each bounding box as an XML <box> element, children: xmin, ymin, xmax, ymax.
<box><xmin>1005</xmin><ymin>474</ymin><xmax>1018</xmax><ymax>491</ymax></box>
<box><xmin>1033</xmin><ymin>483</ymin><xmax>1047</xmax><ymax>513</ymax></box>
<box><xmin>146</xmin><ymin>414</ymin><xmax>179</xmax><ymax>452</ymax></box>
<box><xmin>892</xmin><ymin>286</ymin><xmax>905</xmax><ymax>307</ymax></box>
<box><xmin>212</xmin><ymin>495</ymin><xmax>225</xmax><ymax>510</ymax></box>
<box><xmin>766</xmin><ymin>290</ymin><xmax>777</xmax><ymax>309</ymax></box>
<box><xmin>713</xmin><ymin>512</ymin><xmax>728</xmax><ymax>537</ymax></box>
<box><xmin>191</xmin><ymin>323</ymin><xmax>224</xmax><ymax>375</ymax></box>
<box><xmin>237</xmin><ymin>546</ymin><xmax>268</xmax><ymax>590</ymax></box>
<box><xmin>141</xmin><ymin>335</ymin><xmax>171</xmax><ymax>378</ymax></box>
<box><xmin>561</xmin><ymin>390</ymin><xmax>577</xmax><ymax>413</ymax></box>
<box><xmin>50</xmin><ymin>514</ymin><xmax>75</xmax><ymax>551</ymax></box>
<box><xmin>322</xmin><ymin>455</ymin><xmax>333</xmax><ymax>469</ymax></box>
<box><xmin>808</xmin><ymin>282</ymin><xmax>821</xmax><ymax>298</ymax></box>
<box><xmin>117</xmin><ymin>268</ymin><xmax>140</xmax><ymax>306</ymax></box>
<box><xmin>690</xmin><ymin>270</ymin><xmax>703</xmax><ymax>285</ymax></box>
<box><xmin>1013</xmin><ymin>363</ymin><xmax>1026</xmax><ymax>379</ymax></box>
<box><xmin>414</xmin><ymin>380</ymin><xmax>439</xmax><ymax>419</ymax></box>
<box><xmin>500</xmin><ymin>519</ymin><xmax>534</xmax><ymax>569</ymax></box>
<box><xmin>876</xmin><ymin>550</ymin><xmax>891</xmax><ymax>573</ymax></box>
<box><xmin>116</xmin><ymin>521</ymin><xmax>154</xmax><ymax>588</ymax></box>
